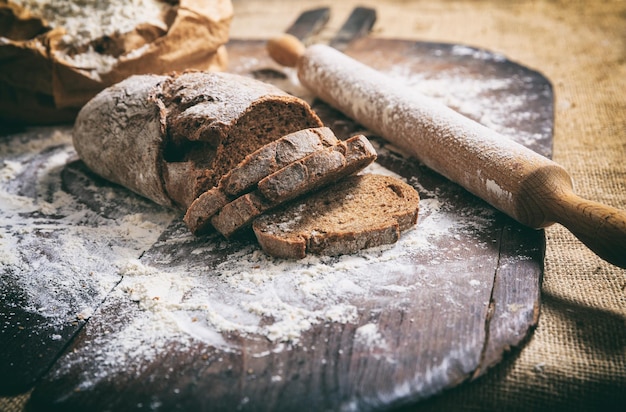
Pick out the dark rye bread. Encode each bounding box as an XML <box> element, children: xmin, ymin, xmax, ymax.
<box><xmin>183</xmin><ymin>127</ymin><xmax>339</xmax><ymax>235</ymax></box>
<box><xmin>252</xmin><ymin>174</ymin><xmax>420</xmax><ymax>259</ymax></box>
<box><xmin>257</xmin><ymin>134</ymin><xmax>375</xmax><ymax>202</ymax></box>
<box><xmin>72</xmin><ymin>71</ymin><xmax>322</xmax><ymax>209</ymax></box>
<box><xmin>221</xmin><ymin>127</ymin><xmax>338</xmax><ymax>196</ymax></box>
<box><xmin>210</xmin><ymin>134</ymin><xmax>377</xmax><ymax>238</ymax></box>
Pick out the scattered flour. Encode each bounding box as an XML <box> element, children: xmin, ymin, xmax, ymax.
<box><xmin>69</xmin><ymin>176</ymin><xmax>495</xmax><ymax>370</ymax></box>
<box><xmin>354</xmin><ymin>323</ymin><xmax>387</xmax><ymax>349</ymax></box>
<box><xmin>51</xmin><ymin>186</ymin><xmax>498</xmax><ymax>388</ymax></box>
<box><xmin>2</xmin><ymin>126</ymin><xmax>484</xmax><ymax>390</ymax></box>
<box><xmin>450</xmin><ymin>44</ymin><xmax>506</xmax><ymax>62</ymax></box>
<box><xmin>0</xmin><ymin>127</ymin><xmax>174</xmax><ymax>326</ymax></box>
<box><xmin>112</xmin><ymin>198</ymin><xmax>460</xmax><ymax>347</ymax></box>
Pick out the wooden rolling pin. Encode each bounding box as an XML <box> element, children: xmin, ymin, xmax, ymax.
<box><xmin>267</xmin><ymin>34</ymin><xmax>626</xmax><ymax>268</ymax></box>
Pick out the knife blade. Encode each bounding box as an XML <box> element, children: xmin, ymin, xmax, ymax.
<box><xmin>285</xmin><ymin>7</ymin><xmax>331</xmax><ymax>42</ymax></box>
<box><xmin>329</xmin><ymin>6</ymin><xmax>377</xmax><ymax>50</ymax></box>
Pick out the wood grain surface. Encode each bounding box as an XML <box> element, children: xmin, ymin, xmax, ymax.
<box><xmin>0</xmin><ymin>35</ymin><xmax>553</xmax><ymax>411</ymax></box>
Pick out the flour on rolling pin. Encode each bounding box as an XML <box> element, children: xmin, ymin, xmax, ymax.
<box><xmin>297</xmin><ymin>45</ymin><xmax>557</xmax><ymax>221</ymax></box>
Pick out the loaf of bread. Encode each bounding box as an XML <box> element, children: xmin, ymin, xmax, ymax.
<box><xmin>0</xmin><ymin>0</ymin><xmax>232</xmax><ymax>124</ymax></box>
<box><xmin>253</xmin><ymin>174</ymin><xmax>420</xmax><ymax>259</ymax></box>
<box><xmin>72</xmin><ymin>69</ymin><xmax>419</xmax><ymax>259</ymax></box>
<box><xmin>72</xmin><ymin>71</ymin><xmax>323</xmax><ymax>209</ymax></box>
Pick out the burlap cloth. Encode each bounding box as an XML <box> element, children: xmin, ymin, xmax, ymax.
<box><xmin>1</xmin><ymin>0</ymin><xmax>624</xmax><ymax>411</ymax></box>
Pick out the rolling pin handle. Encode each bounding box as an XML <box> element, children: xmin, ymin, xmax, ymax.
<box><xmin>550</xmin><ymin>190</ymin><xmax>626</xmax><ymax>268</ymax></box>
<box><xmin>267</xmin><ymin>34</ymin><xmax>305</xmax><ymax>68</ymax></box>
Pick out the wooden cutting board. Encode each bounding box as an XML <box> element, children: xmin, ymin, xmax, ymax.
<box><xmin>0</xmin><ymin>36</ymin><xmax>551</xmax><ymax>411</ymax></box>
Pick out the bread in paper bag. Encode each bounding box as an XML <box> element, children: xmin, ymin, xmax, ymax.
<box><xmin>0</xmin><ymin>0</ymin><xmax>233</xmax><ymax>124</ymax></box>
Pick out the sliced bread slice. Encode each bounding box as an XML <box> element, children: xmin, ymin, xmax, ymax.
<box><xmin>257</xmin><ymin>134</ymin><xmax>375</xmax><ymax>203</ymax></box>
<box><xmin>220</xmin><ymin>127</ymin><xmax>339</xmax><ymax>196</ymax></box>
<box><xmin>210</xmin><ymin>134</ymin><xmax>377</xmax><ymax>238</ymax></box>
<box><xmin>183</xmin><ymin>127</ymin><xmax>340</xmax><ymax>235</ymax></box>
<box><xmin>252</xmin><ymin>174</ymin><xmax>420</xmax><ymax>259</ymax></box>
<box><xmin>182</xmin><ymin>187</ymin><xmax>230</xmax><ymax>235</ymax></box>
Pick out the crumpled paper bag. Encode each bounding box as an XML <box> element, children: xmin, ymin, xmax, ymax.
<box><xmin>0</xmin><ymin>0</ymin><xmax>232</xmax><ymax>124</ymax></box>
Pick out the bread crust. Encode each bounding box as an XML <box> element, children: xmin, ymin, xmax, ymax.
<box><xmin>73</xmin><ymin>73</ymin><xmax>171</xmax><ymax>206</ymax></box>
<box><xmin>221</xmin><ymin>127</ymin><xmax>338</xmax><ymax>196</ymax></box>
<box><xmin>258</xmin><ymin>135</ymin><xmax>376</xmax><ymax>203</ymax></box>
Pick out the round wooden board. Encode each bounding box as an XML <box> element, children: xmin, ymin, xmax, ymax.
<box><xmin>2</xmin><ymin>37</ymin><xmax>551</xmax><ymax>411</ymax></box>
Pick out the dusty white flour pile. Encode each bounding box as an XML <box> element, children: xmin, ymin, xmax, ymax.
<box><xmin>117</xmin><ymin>193</ymin><xmax>486</xmax><ymax>344</ymax></box>
<box><xmin>47</xmin><ymin>148</ymin><xmax>500</xmax><ymax>391</ymax></box>
<box><xmin>0</xmin><ymin>127</ymin><xmax>174</xmax><ymax>327</ymax></box>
